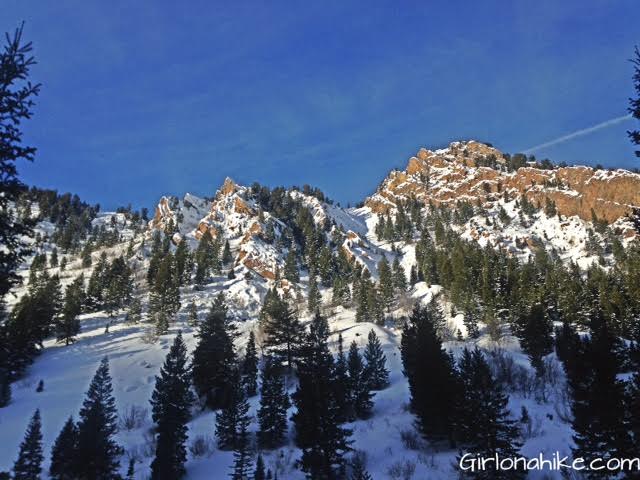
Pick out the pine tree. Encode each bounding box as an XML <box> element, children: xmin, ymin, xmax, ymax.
<box><xmin>222</xmin><ymin>240</ymin><xmax>233</xmax><ymax>265</ymax></box>
<box><xmin>363</xmin><ymin>329</ymin><xmax>389</xmax><ymax>390</ymax></box>
<box><xmin>347</xmin><ymin>341</ymin><xmax>373</xmax><ymax>419</ymax></box>
<box><xmin>377</xmin><ymin>256</ymin><xmax>394</xmax><ymax>310</ymax></box>
<box><xmin>216</xmin><ymin>368</ymin><xmax>250</xmax><ymax>451</ymax></box>
<box><xmin>125</xmin><ymin>296</ymin><xmax>142</xmax><ymax>324</ymax></box>
<box><xmin>391</xmin><ymin>257</ymin><xmax>407</xmax><ymax>294</ymax></box>
<box><xmin>400</xmin><ymin>304</ymin><xmax>458</xmax><ymax>446</ymax></box>
<box><xmin>229</xmin><ymin>423</ymin><xmax>252</xmax><ymax>480</ymax></box>
<box><xmin>516</xmin><ymin>303</ymin><xmax>553</xmax><ymax>376</ymax></box>
<box><xmin>307</xmin><ymin>271</ymin><xmax>321</xmax><ymax>314</ymax></box>
<box><xmin>192</xmin><ymin>294</ymin><xmax>237</xmax><ymax>410</ymax></box>
<box><xmin>463</xmin><ymin>306</ymin><xmax>480</xmax><ymax>339</ymax></box>
<box><xmin>0</xmin><ymin>24</ymin><xmax>40</xmax><ymax>316</ymax></box>
<box><xmin>12</xmin><ymin>409</ymin><xmax>43</xmax><ymax>480</ymax></box>
<box><xmin>150</xmin><ymin>332</ymin><xmax>194</xmax><ymax>480</ymax></box>
<box><xmin>187</xmin><ymin>300</ymin><xmax>198</xmax><ymax>326</ymax></box>
<box><xmin>261</xmin><ymin>290</ymin><xmax>304</xmax><ymax>370</ymax></box>
<box><xmin>242</xmin><ymin>331</ymin><xmax>259</xmax><ymax>397</ymax></box>
<box><xmin>75</xmin><ymin>357</ymin><xmax>123</xmax><ymax>480</ymax></box>
<box><xmin>284</xmin><ymin>248</ymin><xmax>299</xmax><ymax>283</ymax></box>
<box><xmin>456</xmin><ymin>348</ymin><xmax>524</xmax><ymax>480</ymax></box>
<box><xmin>149</xmin><ymin>254</ymin><xmax>181</xmax><ymax>334</ymax></box>
<box><xmin>195</xmin><ymin>229</ymin><xmax>217</xmax><ymax>286</ymax></box>
<box><xmin>292</xmin><ymin>312</ymin><xmax>351</xmax><ymax>478</ymax></box>
<box><xmin>349</xmin><ymin>456</ymin><xmax>372</xmax><ymax>480</ymax></box>
<box><xmin>257</xmin><ymin>356</ymin><xmax>290</xmax><ymax>449</ymax></box>
<box><xmin>56</xmin><ymin>274</ymin><xmax>84</xmax><ymax>345</ymax></box>
<box><xmin>49</xmin><ymin>416</ymin><xmax>78</xmax><ymax>480</ymax></box>
<box><xmin>174</xmin><ymin>238</ymin><xmax>192</xmax><ymax>285</ymax></box>
<box><xmin>332</xmin><ymin>334</ymin><xmax>351</xmax><ymax>423</ymax></box>
<box><xmin>253</xmin><ymin>454</ymin><xmax>266</xmax><ymax>480</ymax></box>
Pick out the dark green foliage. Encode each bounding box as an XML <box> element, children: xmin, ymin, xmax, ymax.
<box><xmin>377</xmin><ymin>256</ymin><xmax>394</xmax><ymax>310</ymax></box>
<box><xmin>347</xmin><ymin>341</ymin><xmax>373</xmax><ymax>419</ymax></box>
<box><xmin>242</xmin><ymin>331</ymin><xmax>259</xmax><ymax>397</ymax></box>
<box><xmin>261</xmin><ymin>289</ymin><xmax>304</xmax><ymax>370</ymax></box>
<box><xmin>150</xmin><ymin>332</ymin><xmax>194</xmax><ymax>480</ymax></box>
<box><xmin>222</xmin><ymin>240</ymin><xmax>233</xmax><ymax>265</ymax></box>
<box><xmin>229</xmin><ymin>423</ymin><xmax>252</xmax><ymax>480</ymax></box>
<box><xmin>216</xmin><ymin>368</ymin><xmax>250</xmax><ymax>451</ymax></box>
<box><xmin>455</xmin><ymin>348</ymin><xmax>524</xmax><ymax>479</ymax></box>
<box><xmin>192</xmin><ymin>294</ymin><xmax>237</xmax><ymax>410</ymax></box>
<box><xmin>257</xmin><ymin>356</ymin><xmax>290</xmax><ymax>449</ymax></box>
<box><xmin>125</xmin><ymin>296</ymin><xmax>142</xmax><ymax>324</ymax></box>
<box><xmin>194</xmin><ymin>229</ymin><xmax>220</xmax><ymax>286</ymax></box>
<box><xmin>332</xmin><ymin>335</ymin><xmax>351</xmax><ymax>423</ymax></box>
<box><xmin>307</xmin><ymin>271</ymin><xmax>321</xmax><ymax>314</ymax></box>
<box><xmin>75</xmin><ymin>357</ymin><xmax>123</xmax><ymax>480</ymax></box>
<box><xmin>515</xmin><ymin>303</ymin><xmax>553</xmax><ymax>376</ymax></box>
<box><xmin>363</xmin><ymin>329</ymin><xmax>389</xmax><ymax>390</ymax></box>
<box><xmin>149</xmin><ymin>253</ymin><xmax>180</xmax><ymax>333</ymax></box>
<box><xmin>284</xmin><ymin>248</ymin><xmax>299</xmax><ymax>283</ymax></box>
<box><xmin>56</xmin><ymin>274</ymin><xmax>84</xmax><ymax>344</ymax></box>
<box><xmin>401</xmin><ymin>304</ymin><xmax>458</xmax><ymax>445</ymax></box>
<box><xmin>49</xmin><ymin>416</ymin><xmax>78</xmax><ymax>480</ymax></box>
<box><xmin>292</xmin><ymin>312</ymin><xmax>351</xmax><ymax>478</ymax></box>
<box><xmin>12</xmin><ymin>409</ymin><xmax>43</xmax><ymax>480</ymax></box>
<box><xmin>628</xmin><ymin>46</ymin><xmax>640</xmax><ymax>157</ymax></box>
<box><xmin>253</xmin><ymin>454</ymin><xmax>266</xmax><ymax>480</ymax></box>
<box><xmin>0</xmin><ymin>25</ymin><xmax>40</xmax><ymax>313</ymax></box>
<box><xmin>174</xmin><ymin>238</ymin><xmax>193</xmax><ymax>285</ymax></box>
<box><xmin>391</xmin><ymin>257</ymin><xmax>407</xmax><ymax>293</ymax></box>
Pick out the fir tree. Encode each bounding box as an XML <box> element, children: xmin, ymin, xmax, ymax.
<box><xmin>292</xmin><ymin>312</ymin><xmax>351</xmax><ymax>478</ymax></box>
<box><xmin>307</xmin><ymin>271</ymin><xmax>321</xmax><ymax>314</ymax></box>
<box><xmin>49</xmin><ymin>416</ymin><xmax>78</xmax><ymax>480</ymax></box>
<box><xmin>261</xmin><ymin>290</ymin><xmax>304</xmax><ymax>370</ymax></box>
<box><xmin>150</xmin><ymin>332</ymin><xmax>194</xmax><ymax>480</ymax></box>
<box><xmin>216</xmin><ymin>368</ymin><xmax>250</xmax><ymax>451</ymax></box>
<box><xmin>332</xmin><ymin>334</ymin><xmax>351</xmax><ymax>423</ymax></box>
<box><xmin>229</xmin><ymin>423</ymin><xmax>252</xmax><ymax>480</ymax></box>
<box><xmin>12</xmin><ymin>409</ymin><xmax>43</xmax><ymax>480</ymax></box>
<box><xmin>194</xmin><ymin>229</ymin><xmax>218</xmax><ymax>286</ymax></box>
<box><xmin>257</xmin><ymin>356</ymin><xmax>290</xmax><ymax>449</ymax></box>
<box><xmin>56</xmin><ymin>274</ymin><xmax>84</xmax><ymax>345</ymax></box>
<box><xmin>174</xmin><ymin>238</ymin><xmax>192</xmax><ymax>285</ymax></box>
<box><xmin>391</xmin><ymin>257</ymin><xmax>407</xmax><ymax>294</ymax></box>
<box><xmin>628</xmin><ymin>46</ymin><xmax>640</xmax><ymax>157</ymax></box>
<box><xmin>253</xmin><ymin>454</ymin><xmax>266</xmax><ymax>480</ymax></box>
<box><xmin>149</xmin><ymin>254</ymin><xmax>181</xmax><ymax>334</ymax></box>
<box><xmin>187</xmin><ymin>300</ymin><xmax>199</xmax><ymax>326</ymax></box>
<box><xmin>456</xmin><ymin>348</ymin><xmax>524</xmax><ymax>480</ymax></box>
<box><xmin>192</xmin><ymin>294</ymin><xmax>237</xmax><ymax>410</ymax></box>
<box><xmin>516</xmin><ymin>303</ymin><xmax>553</xmax><ymax>376</ymax></box>
<box><xmin>75</xmin><ymin>357</ymin><xmax>123</xmax><ymax>480</ymax></box>
<box><xmin>125</xmin><ymin>296</ymin><xmax>142</xmax><ymax>324</ymax></box>
<box><xmin>400</xmin><ymin>304</ymin><xmax>458</xmax><ymax>446</ymax></box>
<box><xmin>347</xmin><ymin>341</ymin><xmax>373</xmax><ymax>419</ymax></box>
<box><xmin>242</xmin><ymin>331</ymin><xmax>259</xmax><ymax>397</ymax></box>
<box><xmin>349</xmin><ymin>456</ymin><xmax>372</xmax><ymax>480</ymax></box>
<box><xmin>222</xmin><ymin>240</ymin><xmax>233</xmax><ymax>265</ymax></box>
<box><xmin>284</xmin><ymin>248</ymin><xmax>299</xmax><ymax>283</ymax></box>
<box><xmin>363</xmin><ymin>329</ymin><xmax>389</xmax><ymax>390</ymax></box>
<box><xmin>377</xmin><ymin>256</ymin><xmax>394</xmax><ymax>310</ymax></box>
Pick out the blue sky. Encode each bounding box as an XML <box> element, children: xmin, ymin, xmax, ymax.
<box><xmin>4</xmin><ymin>0</ymin><xmax>640</xmax><ymax>210</ymax></box>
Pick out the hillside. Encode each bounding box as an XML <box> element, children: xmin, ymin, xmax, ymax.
<box><xmin>1</xmin><ymin>142</ymin><xmax>639</xmax><ymax>479</ymax></box>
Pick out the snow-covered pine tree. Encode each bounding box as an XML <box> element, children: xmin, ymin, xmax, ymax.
<box><xmin>242</xmin><ymin>331</ymin><xmax>259</xmax><ymax>397</ymax></box>
<box><xmin>56</xmin><ymin>274</ymin><xmax>84</xmax><ymax>345</ymax></box>
<box><xmin>307</xmin><ymin>270</ymin><xmax>321</xmax><ymax>314</ymax></box>
<box><xmin>192</xmin><ymin>293</ymin><xmax>237</xmax><ymax>410</ymax></box>
<box><xmin>347</xmin><ymin>341</ymin><xmax>373</xmax><ymax>420</ymax></box>
<box><xmin>49</xmin><ymin>416</ymin><xmax>78</xmax><ymax>480</ymax></box>
<box><xmin>292</xmin><ymin>312</ymin><xmax>351</xmax><ymax>478</ymax></box>
<box><xmin>216</xmin><ymin>368</ymin><xmax>250</xmax><ymax>451</ymax></box>
<box><xmin>12</xmin><ymin>409</ymin><xmax>43</xmax><ymax>480</ymax></box>
<box><xmin>284</xmin><ymin>247</ymin><xmax>299</xmax><ymax>283</ymax></box>
<box><xmin>74</xmin><ymin>357</ymin><xmax>122</xmax><ymax>480</ymax></box>
<box><xmin>363</xmin><ymin>329</ymin><xmax>389</xmax><ymax>390</ymax></box>
<box><xmin>257</xmin><ymin>355</ymin><xmax>290</xmax><ymax>449</ymax></box>
<box><xmin>150</xmin><ymin>332</ymin><xmax>194</xmax><ymax>480</ymax></box>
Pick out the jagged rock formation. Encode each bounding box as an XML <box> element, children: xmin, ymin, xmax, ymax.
<box><xmin>366</xmin><ymin>141</ymin><xmax>640</xmax><ymax>229</ymax></box>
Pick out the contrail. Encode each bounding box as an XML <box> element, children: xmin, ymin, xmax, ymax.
<box><xmin>522</xmin><ymin>113</ymin><xmax>632</xmax><ymax>154</ymax></box>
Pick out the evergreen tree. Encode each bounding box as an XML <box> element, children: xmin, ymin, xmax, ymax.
<box><xmin>257</xmin><ymin>356</ymin><xmax>290</xmax><ymax>449</ymax></box>
<box><xmin>174</xmin><ymin>238</ymin><xmax>192</xmax><ymax>285</ymax></box>
<box><xmin>216</xmin><ymin>368</ymin><xmax>250</xmax><ymax>451</ymax></box>
<box><xmin>347</xmin><ymin>341</ymin><xmax>373</xmax><ymax>419</ymax></box>
<box><xmin>56</xmin><ymin>274</ymin><xmax>84</xmax><ymax>345</ymax></box>
<box><xmin>192</xmin><ymin>294</ymin><xmax>237</xmax><ymax>410</ymax></box>
<box><xmin>12</xmin><ymin>409</ymin><xmax>43</xmax><ymax>480</ymax></box>
<box><xmin>628</xmin><ymin>46</ymin><xmax>640</xmax><ymax>157</ymax></box>
<box><xmin>187</xmin><ymin>300</ymin><xmax>198</xmax><ymax>326</ymax></box>
<box><xmin>332</xmin><ymin>334</ymin><xmax>351</xmax><ymax>423</ymax></box>
<box><xmin>125</xmin><ymin>296</ymin><xmax>142</xmax><ymax>324</ymax></box>
<box><xmin>195</xmin><ymin>229</ymin><xmax>218</xmax><ymax>286</ymax></box>
<box><xmin>222</xmin><ymin>240</ymin><xmax>233</xmax><ymax>266</ymax></box>
<box><xmin>456</xmin><ymin>348</ymin><xmax>524</xmax><ymax>480</ymax></box>
<box><xmin>307</xmin><ymin>271</ymin><xmax>321</xmax><ymax>314</ymax></box>
<box><xmin>75</xmin><ymin>357</ymin><xmax>123</xmax><ymax>480</ymax></box>
<box><xmin>284</xmin><ymin>248</ymin><xmax>299</xmax><ymax>283</ymax></box>
<box><xmin>0</xmin><ymin>338</ymin><xmax>10</xmax><ymax>406</ymax></box>
<box><xmin>377</xmin><ymin>256</ymin><xmax>394</xmax><ymax>310</ymax></box>
<box><xmin>0</xmin><ymin>24</ymin><xmax>40</xmax><ymax>317</ymax></box>
<box><xmin>463</xmin><ymin>306</ymin><xmax>480</xmax><ymax>340</ymax></box>
<box><xmin>391</xmin><ymin>257</ymin><xmax>407</xmax><ymax>294</ymax></box>
<box><xmin>349</xmin><ymin>456</ymin><xmax>372</xmax><ymax>480</ymax></box>
<box><xmin>516</xmin><ymin>303</ymin><xmax>553</xmax><ymax>376</ymax></box>
<box><xmin>149</xmin><ymin>254</ymin><xmax>180</xmax><ymax>335</ymax></box>
<box><xmin>242</xmin><ymin>331</ymin><xmax>259</xmax><ymax>397</ymax></box>
<box><xmin>400</xmin><ymin>304</ymin><xmax>458</xmax><ymax>445</ymax></box>
<box><xmin>150</xmin><ymin>332</ymin><xmax>194</xmax><ymax>480</ymax></box>
<box><xmin>363</xmin><ymin>329</ymin><xmax>389</xmax><ymax>390</ymax></box>
<box><xmin>229</xmin><ymin>423</ymin><xmax>252</xmax><ymax>480</ymax></box>
<box><xmin>261</xmin><ymin>290</ymin><xmax>304</xmax><ymax>370</ymax></box>
<box><xmin>49</xmin><ymin>416</ymin><xmax>78</xmax><ymax>480</ymax></box>
<box><xmin>253</xmin><ymin>454</ymin><xmax>266</xmax><ymax>480</ymax></box>
<box><xmin>292</xmin><ymin>312</ymin><xmax>351</xmax><ymax>478</ymax></box>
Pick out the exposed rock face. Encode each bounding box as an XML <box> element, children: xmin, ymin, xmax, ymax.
<box><xmin>366</xmin><ymin>140</ymin><xmax>640</xmax><ymax>224</ymax></box>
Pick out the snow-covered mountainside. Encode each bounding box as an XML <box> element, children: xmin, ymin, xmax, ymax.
<box><xmin>1</xmin><ymin>141</ymin><xmax>639</xmax><ymax>479</ymax></box>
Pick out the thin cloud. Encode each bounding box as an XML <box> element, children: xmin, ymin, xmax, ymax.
<box><xmin>523</xmin><ymin>114</ymin><xmax>632</xmax><ymax>154</ymax></box>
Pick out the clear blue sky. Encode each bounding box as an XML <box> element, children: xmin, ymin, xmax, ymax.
<box><xmin>4</xmin><ymin>0</ymin><xmax>640</xmax><ymax>210</ymax></box>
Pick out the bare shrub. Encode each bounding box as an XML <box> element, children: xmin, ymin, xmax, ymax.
<box><xmin>189</xmin><ymin>434</ymin><xmax>215</xmax><ymax>458</ymax></box>
<box><xmin>387</xmin><ymin>459</ymin><xmax>417</xmax><ymax>480</ymax></box>
<box><xmin>119</xmin><ymin>405</ymin><xmax>148</xmax><ymax>431</ymax></box>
